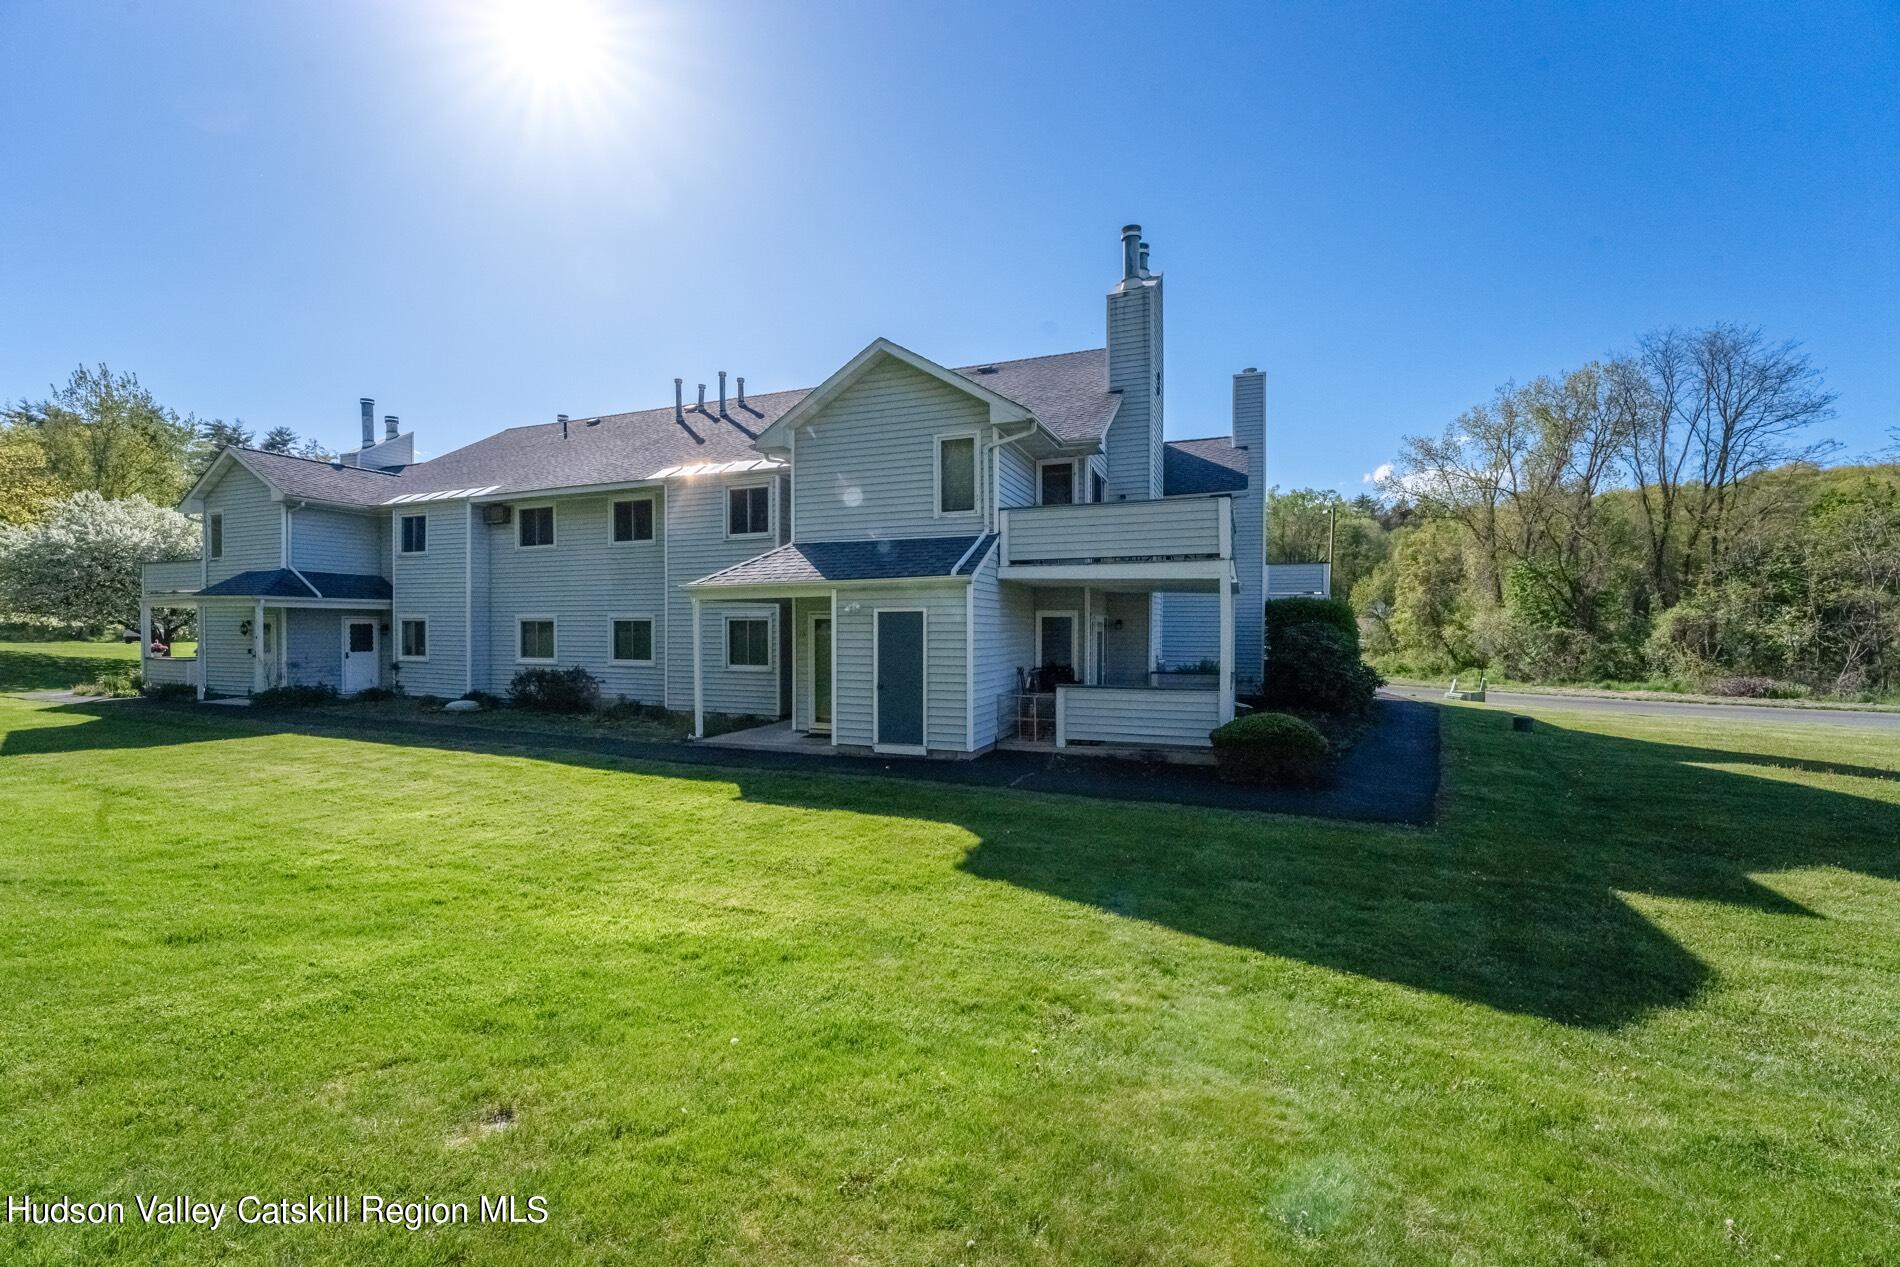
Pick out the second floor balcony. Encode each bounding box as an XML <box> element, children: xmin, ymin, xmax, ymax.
<box><xmin>997</xmin><ymin>493</ymin><xmax>1232</xmax><ymax>582</ymax></box>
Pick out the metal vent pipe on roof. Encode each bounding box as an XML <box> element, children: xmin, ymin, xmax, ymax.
<box><xmin>697</xmin><ymin>382</ymin><xmax>706</xmax><ymax>411</ymax></box>
<box><xmin>1138</xmin><ymin>240</ymin><xmax>1151</xmax><ymax>274</ymax></box>
<box><xmin>736</xmin><ymin>376</ymin><xmax>745</xmax><ymax>408</ymax></box>
<box><xmin>718</xmin><ymin>370</ymin><xmax>727</xmax><ymax>417</ymax></box>
<box><xmin>360</xmin><ymin>398</ymin><xmax>375</xmax><ymax>447</ymax></box>
<box><xmin>558</xmin><ymin>413</ymin><xmax>569</xmax><ymax>440</ymax></box>
<box><xmin>674</xmin><ymin>378</ymin><xmax>684</xmax><ymax>423</ymax></box>
<box><xmin>1120</xmin><ymin>224</ymin><xmax>1141</xmax><ymax>281</ymax></box>
<box><xmin>384</xmin><ymin>415</ymin><xmax>399</xmax><ymax>440</ymax></box>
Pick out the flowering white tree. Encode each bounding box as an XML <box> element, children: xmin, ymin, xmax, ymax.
<box><xmin>0</xmin><ymin>491</ymin><xmax>199</xmax><ymax>637</ymax></box>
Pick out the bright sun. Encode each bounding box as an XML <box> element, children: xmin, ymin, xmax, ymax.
<box><xmin>460</xmin><ymin>0</ymin><xmax>654</xmax><ymax>141</ymax></box>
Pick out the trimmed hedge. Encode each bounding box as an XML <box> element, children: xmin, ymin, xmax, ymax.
<box><xmin>1264</xmin><ymin>596</ymin><xmax>1360</xmax><ymax>655</ymax></box>
<box><xmin>1264</xmin><ymin>623</ymin><xmax>1383</xmax><ymax>715</ymax></box>
<box><xmin>508</xmin><ymin>666</ymin><xmax>601</xmax><ymax>714</ymax></box>
<box><xmin>253</xmin><ymin>683</ymin><xmax>340</xmax><ymax>708</ymax></box>
<box><xmin>1209</xmin><ymin>712</ymin><xmax>1330</xmax><ymax>786</ymax></box>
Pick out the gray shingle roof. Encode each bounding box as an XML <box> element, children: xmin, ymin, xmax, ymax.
<box><xmin>951</xmin><ymin>349</ymin><xmax>1118</xmax><ymax>446</ymax></box>
<box><xmin>194</xmin><ymin>568</ymin><xmax>392</xmax><ymax>601</ymax></box>
<box><xmin>1163</xmin><ymin>436</ymin><xmax>1249</xmax><ymax>495</ymax></box>
<box><xmin>217</xmin><ymin>348</ymin><xmax>1120</xmax><ymax>510</ymax></box>
<box><xmin>691</xmin><ymin>534</ymin><xmax>996</xmax><ymax>589</ymax></box>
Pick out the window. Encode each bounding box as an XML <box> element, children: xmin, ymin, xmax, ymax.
<box><xmin>611</xmin><ymin>617</ymin><xmax>654</xmax><ymax>664</ymax></box>
<box><xmin>399</xmin><ymin>618</ymin><xmax>428</xmax><ymax>660</ymax></box>
<box><xmin>937</xmin><ymin>435</ymin><xmax>977</xmax><ymax>515</ymax></box>
<box><xmin>611</xmin><ymin>497</ymin><xmax>655</xmax><ymax>543</ymax></box>
<box><xmin>1090</xmin><ymin>471</ymin><xmax>1107</xmax><ymax>504</ymax></box>
<box><xmin>518</xmin><ymin>506</ymin><xmax>555</xmax><ymax>548</ymax></box>
<box><xmin>208</xmin><ymin>513</ymin><xmax>224</xmax><ymax>560</ymax></box>
<box><xmin>725</xmin><ymin>616</ymin><xmax>771</xmax><ymax>670</ymax></box>
<box><xmin>1039</xmin><ymin>461</ymin><xmax>1075</xmax><ymax>506</ymax></box>
<box><xmin>726</xmin><ymin>485</ymin><xmax>771</xmax><ymax>537</ymax></box>
<box><xmin>399</xmin><ymin>514</ymin><xmax>427</xmax><ymax>554</ymax></box>
<box><xmin>518</xmin><ymin>618</ymin><xmax>555</xmax><ymax>662</ymax></box>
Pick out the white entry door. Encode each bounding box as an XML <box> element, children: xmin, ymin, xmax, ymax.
<box><xmin>342</xmin><ymin>620</ymin><xmax>378</xmax><ymax>693</ymax></box>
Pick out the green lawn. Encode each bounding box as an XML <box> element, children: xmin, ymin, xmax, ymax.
<box><xmin>0</xmin><ymin>640</ymin><xmax>195</xmax><ymax>693</ymax></box>
<box><xmin>0</xmin><ymin>679</ymin><xmax>1896</xmax><ymax>1263</ymax></box>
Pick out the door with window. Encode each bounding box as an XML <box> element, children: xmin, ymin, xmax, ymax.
<box><xmin>342</xmin><ymin>620</ymin><xmax>378</xmax><ymax>694</ymax></box>
<box><xmin>810</xmin><ymin>615</ymin><xmax>832</xmax><ymax>733</ymax></box>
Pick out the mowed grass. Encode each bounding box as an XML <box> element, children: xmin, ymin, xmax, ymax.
<box><xmin>0</xmin><ymin>640</ymin><xmax>194</xmax><ymax>693</ymax></box>
<box><xmin>0</xmin><ymin>671</ymin><xmax>1896</xmax><ymax>1263</ymax></box>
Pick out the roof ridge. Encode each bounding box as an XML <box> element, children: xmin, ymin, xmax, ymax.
<box><xmin>953</xmin><ymin>347</ymin><xmax>1104</xmax><ymax>370</ymax></box>
<box><xmin>237</xmin><ymin>446</ymin><xmax>404</xmax><ymax>477</ymax></box>
<box><xmin>1168</xmin><ymin>435</ymin><xmax>1240</xmax><ymax>445</ymax></box>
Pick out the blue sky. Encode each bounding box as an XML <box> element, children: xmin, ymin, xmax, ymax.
<box><xmin>3</xmin><ymin>1</ymin><xmax>1895</xmax><ymax>491</ymax></box>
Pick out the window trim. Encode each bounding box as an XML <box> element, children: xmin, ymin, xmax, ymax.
<box><xmin>516</xmin><ymin>504</ymin><xmax>557</xmax><ymax>551</ymax></box>
<box><xmin>515</xmin><ymin>615</ymin><xmax>557</xmax><ymax>664</ymax></box>
<box><xmin>398</xmin><ymin>512</ymin><xmax>428</xmax><ymax>556</ymax></box>
<box><xmin>608</xmin><ymin>613</ymin><xmax>656</xmax><ymax>666</ymax></box>
<box><xmin>1037</xmin><ymin>458</ymin><xmax>1079</xmax><ymax>507</ymax></box>
<box><xmin>608</xmin><ymin>494</ymin><xmax>658</xmax><ymax>546</ymax></box>
<box><xmin>396</xmin><ymin>615</ymin><xmax>430</xmax><ymax>662</ymax></box>
<box><xmin>1036</xmin><ymin>607</ymin><xmax>1080</xmax><ymax>671</ymax></box>
<box><xmin>1090</xmin><ymin>469</ymin><xmax>1107</xmax><ymax>504</ymax></box>
<box><xmin>208</xmin><ymin>512</ymin><xmax>224</xmax><ymax>561</ymax></box>
<box><xmin>724</xmin><ymin>482</ymin><xmax>774</xmax><ymax>540</ymax></box>
<box><xmin>722</xmin><ymin>612</ymin><xmax>774</xmax><ymax>672</ymax></box>
<box><xmin>934</xmin><ymin>432</ymin><xmax>981</xmax><ymax>518</ymax></box>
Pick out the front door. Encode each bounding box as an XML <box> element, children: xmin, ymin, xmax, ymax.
<box><xmin>1038</xmin><ymin>612</ymin><xmax>1076</xmax><ymax>684</ymax></box>
<box><xmin>811</xmin><ymin>615</ymin><xmax>833</xmax><ymax>733</ymax></box>
<box><xmin>874</xmin><ymin>609</ymin><xmax>925</xmax><ymax>752</ymax></box>
<box><xmin>342</xmin><ymin>620</ymin><xmax>378</xmax><ymax>694</ymax></box>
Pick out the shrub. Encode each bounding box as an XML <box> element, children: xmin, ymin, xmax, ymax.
<box><xmin>1264</xmin><ymin>624</ymin><xmax>1383</xmax><ymax>714</ymax></box>
<box><xmin>141</xmin><ymin>681</ymin><xmax>196</xmax><ymax>701</ymax></box>
<box><xmin>74</xmin><ymin>668</ymin><xmax>142</xmax><ymax>698</ymax></box>
<box><xmin>356</xmin><ymin>685</ymin><xmax>401</xmax><ymax>703</ymax></box>
<box><xmin>1209</xmin><ymin>712</ymin><xmax>1330</xmax><ymax>786</ymax></box>
<box><xmin>1265</xmin><ymin>596</ymin><xmax>1360</xmax><ymax>655</ymax></box>
<box><xmin>508</xmin><ymin>666</ymin><xmax>601</xmax><ymax>714</ymax></box>
<box><xmin>252</xmin><ymin>683</ymin><xmax>339</xmax><ymax>708</ymax></box>
<box><xmin>461</xmin><ymin>690</ymin><xmax>506</xmax><ymax>709</ymax></box>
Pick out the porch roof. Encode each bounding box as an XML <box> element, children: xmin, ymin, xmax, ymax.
<box><xmin>689</xmin><ymin>534</ymin><xmax>996</xmax><ymax>591</ymax></box>
<box><xmin>194</xmin><ymin>568</ymin><xmax>393</xmax><ymax>603</ymax></box>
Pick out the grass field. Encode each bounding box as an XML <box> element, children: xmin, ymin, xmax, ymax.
<box><xmin>1</xmin><ymin>640</ymin><xmax>1897</xmax><ymax>1264</ymax></box>
<box><xmin>0</xmin><ymin>639</ymin><xmax>194</xmax><ymax>693</ymax></box>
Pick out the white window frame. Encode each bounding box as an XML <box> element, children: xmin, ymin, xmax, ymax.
<box><xmin>1090</xmin><ymin>469</ymin><xmax>1107</xmax><ymax>504</ymax></box>
<box><xmin>608</xmin><ymin>494</ymin><xmax>658</xmax><ymax>546</ymax></box>
<box><xmin>609</xmin><ymin>614</ymin><xmax>656</xmax><ymax>666</ymax></box>
<box><xmin>396</xmin><ymin>615</ymin><xmax>430</xmax><ymax>662</ymax></box>
<box><xmin>933</xmin><ymin>432</ymin><xmax>981</xmax><ymax>518</ymax></box>
<box><xmin>398</xmin><ymin>513</ymin><xmax>428</xmax><ymax>555</ymax></box>
<box><xmin>1036</xmin><ymin>608</ymin><xmax>1079</xmax><ymax>670</ymax></box>
<box><xmin>516</xmin><ymin>504</ymin><xmax>556</xmax><ymax>550</ymax></box>
<box><xmin>722</xmin><ymin>611</ymin><xmax>774</xmax><ymax>672</ymax></box>
<box><xmin>1037</xmin><ymin>458</ymin><xmax>1079</xmax><ymax>506</ymax></box>
<box><xmin>208</xmin><ymin>512</ymin><xmax>224</xmax><ymax>560</ymax></box>
<box><xmin>516</xmin><ymin>615</ymin><xmax>557</xmax><ymax>664</ymax></box>
<box><xmin>724</xmin><ymin>482</ymin><xmax>773</xmax><ymax>540</ymax></box>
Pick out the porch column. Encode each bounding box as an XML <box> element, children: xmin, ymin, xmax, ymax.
<box><xmin>139</xmin><ymin>602</ymin><xmax>152</xmax><ymax>655</ymax></box>
<box><xmin>193</xmin><ymin>603</ymin><xmax>205</xmax><ymax>699</ymax></box>
<box><xmin>1218</xmin><ymin>580</ymin><xmax>1236</xmax><ymax>723</ymax></box>
<box><xmin>1082</xmin><ymin>586</ymin><xmax>1092</xmax><ymax>684</ymax></box>
<box><xmin>252</xmin><ymin>597</ymin><xmax>266</xmax><ymax>694</ymax></box>
<box><xmin>691</xmin><ymin>597</ymin><xmax>704</xmax><ymax>738</ymax></box>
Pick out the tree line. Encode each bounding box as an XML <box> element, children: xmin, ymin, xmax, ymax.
<box><xmin>1266</xmin><ymin>325</ymin><xmax>1898</xmax><ymax>699</ymax></box>
<box><xmin>0</xmin><ymin>364</ymin><xmax>334</xmax><ymax>638</ymax></box>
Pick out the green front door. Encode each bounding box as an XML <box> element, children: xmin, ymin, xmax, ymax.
<box><xmin>812</xmin><ymin>616</ymin><xmax>832</xmax><ymax>732</ymax></box>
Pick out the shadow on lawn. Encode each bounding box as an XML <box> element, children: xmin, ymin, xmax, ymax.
<box><xmin>7</xmin><ymin>699</ymin><xmax>1896</xmax><ymax>1030</ymax></box>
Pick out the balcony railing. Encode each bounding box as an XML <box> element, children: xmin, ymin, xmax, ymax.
<box><xmin>999</xmin><ymin>494</ymin><xmax>1230</xmax><ymax>568</ymax></box>
<box><xmin>141</xmin><ymin>559</ymin><xmax>202</xmax><ymax>595</ymax></box>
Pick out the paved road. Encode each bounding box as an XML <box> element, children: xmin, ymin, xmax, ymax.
<box><xmin>1382</xmin><ymin>683</ymin><xmax>1900</xmax><ymax>729</ymax></box>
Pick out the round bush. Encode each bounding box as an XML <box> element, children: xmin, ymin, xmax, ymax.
<box><xmin>1264</xmin><ymin>623</ymin><xmax>1383</xmax><ymax>714</ymax></box>
<box><xmin>1264</xmin><ymin>596</ymin><xmax>1360</xmax><ymax>656</ymax></box>
<box><xmin>1209</xmin><ymin>712</ymin><xmax>1330</xmax><ymax>786</ymax></box>
<box><xmin>507</xmin><ymin>666</ymin><xmax>601</xmax><ymax>713</ymax></box>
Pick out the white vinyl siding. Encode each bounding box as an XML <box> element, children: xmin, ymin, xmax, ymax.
<box><xmin>292</xmin><ymin>505</ymin><xmax>382</xmax><ymax>574</ymax></box>
<box><xmin>791</xmin><ymin>357</ymin><xmax>990</xmax><ymax>541</ymax></box>
<box><xmin>199</xmin><ymin>465</ymin><xmax>280</xmax><ymax>587</ymax></box>
<box><xmin>830</xmin><ymin>580</ymin><xmax>969</xmax><ymax>752</ymax></box>
<box><xmin>1159</xmin><ymin>593</ymin><xmax>1221</xmax><ymax>668</ymax></box>
<box><xmin>390</xmin><ymin>503</ymin><xmax>470</xmax><ymax>697</ymax></box>
<box><xmin>1060</xmin><ymin>686</ymin><xmax>1218</xmax><ymax>747</ymax></box>
<box><xmin>664</xmin><ymin>475</ymin><xmax>784</xmax><ymax>717</ymax></box>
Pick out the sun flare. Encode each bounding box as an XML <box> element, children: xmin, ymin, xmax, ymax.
<box><xmin>458</xmin><ymin>0</ymin><xmax>659</xmax><ymax>143</ymax></box>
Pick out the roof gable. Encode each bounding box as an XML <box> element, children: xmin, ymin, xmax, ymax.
<box><xmin>753</xmin><ymin>339</ymin><xmax>1034</xmax><ymax>452</ymax></box>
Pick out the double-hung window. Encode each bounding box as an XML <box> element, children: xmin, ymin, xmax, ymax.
<box><xmin>518</xmin><ymin>506</ymin><xmax>555</xmax><ymax>549</ymax></box>
<box><xmin>725</xmin><ymin>616</ymin><xmax>771</xmax><ymax>670</ymax></box>
<box><xmin>611</xmin><ymin>617</ymin><xmax>654</xmax><ymax>664</ymax></box>
<box><xmin>518</xmin><ymin>618</ymin><xmax>555</xmax><ymax>662</ymax></box>
<box><xmin>726</xmin><ymin>485</ymin><xmax>771</xmax><ymax>538</ymax></box>
<box><xmin>937</xmin><ymin>435</ymin><xmax>977</xmax><ymax>515</ymax></box>
<box><xmin>611</xmin><ymin>497</ymin><xmax>655</xmax><ymax>543</ymax></box>
<box><xmin>398</xmin><ymin>618</ymin><xmax>428</xmax><ymax>660</ymax></box>
<box><xmin>399</xmin><ymin>514</ymin><xmax>427</xmax><ymax>554</ymax></box>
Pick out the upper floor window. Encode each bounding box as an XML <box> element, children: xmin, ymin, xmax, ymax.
<box><xmin>612</xmin><ymin>497</ymin><xmax>655</xmax><ymax>543</ymax></box>
<box><xmin>937</xmin><ymin>435</ymin><xmax>977</xmax><ymax>515</ymax></box>
<box><xmin>399</xmin><ymin>514</ymin><xmax>427</xmax><ymax>554</ymax></box>
<box><xmin>207</xmin><ymin>513</ymin><xmax>224</xmax><ymax>560</ymax></box>
<box><xmin>1039</xmin><ymin>461</ymin><xmax>1075</xmax><ymax>506</ymax></box>
<box><xmin>1090</xmin><ymin>471</ymin><xmax>1107</xmax><ymax>504</ymax></box>
<box><xmin>518</xmin><ymin>505</ymin><xmax>555</xmax><ymax>549</ymax></box>
<box><xmin>727</xmin><ymin>485</ymin><xmax>771</xmax><ymax>538</ymax></box>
